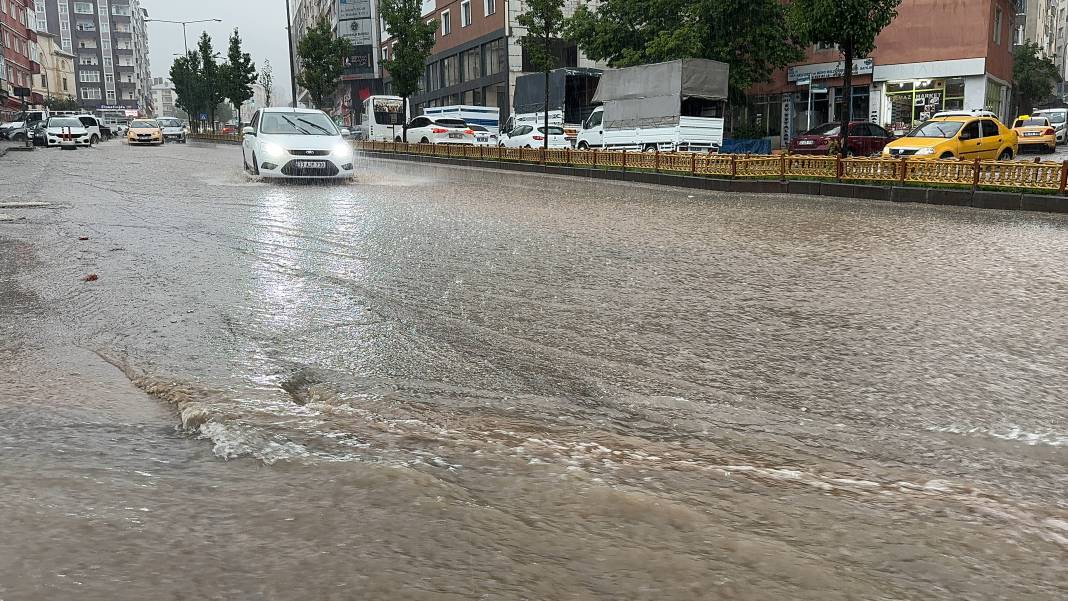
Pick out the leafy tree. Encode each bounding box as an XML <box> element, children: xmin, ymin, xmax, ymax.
<box><xmin>1014</xmin><ymin>41</ymin><xmax>1061</xmax><ymax>115</ymax></box>
<box><xmin>198</xmin><ymin>33</ymin><xmax>227</xmax><ymax>131</ymax></box>
<box><xmin>380</xmin><ymin>0</ymin><xmax>436</xmax><ymax>140</ymax></box>
<box><xmin>45</xmin><ymin>95</ymin><xmax>80</xmax><ymax>111</ymax></box>
<box><xmin>260</xmin><ymin>59</ymin><xmax>275</xmax><ymax>108</ymax></box>
<box><xmin>564</xmin><ymin>0</ymin><xmax>804</xmax><ymax>101</ymax></box>
<box><xmin>170</xmin><ymin>50</ymin><xmax>206</xmax><ymax>132</ymax></box>
<box><xmin>518</xmin><ymin>0</ymin><xmax>565</xmax><ymax>150</ymax></box>
<box><xmin>296</xmin><ymin>17</ymin><xmax>352</xmax><ymax>111</ymax></box>
<box><xmin>222</xmin><ymin>28</ymin><xmax>257</xmax><ymax>129</ymax></box>
<box><xmin>789</xmin><ymin>0</ymin><xmax>901</xmax><ymax>155</ymax></box>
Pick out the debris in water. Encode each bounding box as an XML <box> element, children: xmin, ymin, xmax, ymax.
<box><xmin>82</xmin><ymin>274</ymin><xmax>98</xmax><ymax>282</ymax></box>
<box><xmin>78</xmin><ymin>236</ymin><xmax>89</xmax><ymax>241</ymax></box>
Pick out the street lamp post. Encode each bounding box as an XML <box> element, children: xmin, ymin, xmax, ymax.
<box><xmin>285</xmin><ymin>0</ymin><xmax>298</xmax><ymax>108</ymax></box>
<box><xmin>146</xmin><ymin>18</ymin><xmax>222</xmax><ymax>54</ymax></box>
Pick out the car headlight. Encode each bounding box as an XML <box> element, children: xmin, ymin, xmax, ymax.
<box><xmin>332</xmin><ymin>141</ymin><xmax>353</xmax><ymax>158</ymax></box>
<box><xmin>262</xmin><ymin>142</ymin><xmax>285</xmax><ymax>158</ymax></box>
<box><xmin>915</xmin><ymin>147</ymin><xmax>935</xmax><ymax>155</ymax></box>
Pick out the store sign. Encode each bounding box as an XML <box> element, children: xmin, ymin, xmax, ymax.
<box><xmin>339</xmin><ymin>0</ymin><xmax>377</xmax><ymax>77</ymax></box>
<box><xmin>781</xmin><ymin>94</ymin><xmax>794</xmax><ymax>145</ymax></box>
<box><xmin>788</xmin><ymin>58</ymin><xmax>874</xmax><ymax>83</ymax></box>
<box><xmin>338</xmin><ymin>0</ymin><xmax>371</xmax><ymax>20</ymax></box>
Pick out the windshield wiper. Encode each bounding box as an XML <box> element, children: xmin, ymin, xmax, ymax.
<box><xmin>296</xmin><ymin>118</ymin><xmax>333</xmax><ymax>135</ymax></box>
<box><xmin>279</xmin><ymin>114</ymin><xmax>312</xmax><ymax>135</ymax></box>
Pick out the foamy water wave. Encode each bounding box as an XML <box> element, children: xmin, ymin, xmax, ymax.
<box><xmin>929</xmin><ymin>424</ymin><xmax>1068</xmax><ymax>447</ymax></box>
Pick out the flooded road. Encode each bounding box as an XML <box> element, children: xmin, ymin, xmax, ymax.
<box><xmin>1</xmin><ymin>142</ymin><xmax>1067</xmax><ymax>599</ymax></box>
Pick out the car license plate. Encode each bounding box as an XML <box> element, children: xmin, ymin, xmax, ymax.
<box><xmin>296</xmin><ymin>160</ymin><xmax>326</xmax><ymax>168</ymax></box>
<box><xmin>798</xmin><ymin>140</ymin><xmax>814</xmax><ymax>145</ymax></box>
<box><xmin>449</xmin><ymin>132</ymin><xmax>463</xmax><ymax>139</ymax></box>
<box><xmin>1024</xmin><ymin>132</ymin><xmax>1040</xmax><ymax>137</ymax></box>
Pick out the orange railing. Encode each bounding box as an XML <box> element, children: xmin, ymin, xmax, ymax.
<box><xmin>355</xmin><ymin>142</ymin><xmax>1068</xmax><ymax>194</ymax></box>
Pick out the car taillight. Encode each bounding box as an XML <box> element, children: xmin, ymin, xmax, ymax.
<box><xmin>533</xmin><ymin>135</ymin><xmax>545</xmax><ymax>141</ymax></box>
<box><xmin>431</xmin><ymin>127</ymin><xmax>447</xmax><ymax>133</ymax></box>
<box><xmin>464</xmin><ymin>129</ymin><xmax>474</xmax><ymax>135</ymax></box>
<box><xmin>1045</xmin><ymin>128</ymin><xmax>1055</xmax><ymax>135</ymax></box>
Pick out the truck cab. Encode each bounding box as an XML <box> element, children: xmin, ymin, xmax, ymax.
<box><xmin>576</xmin><ymin>107</ymin><xmax>604</xmax><ymax>149</ymax></box>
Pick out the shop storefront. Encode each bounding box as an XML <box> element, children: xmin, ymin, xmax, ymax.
<box><xmin>883</xmin><ymin>78</ymin><xmax>966</xmax><ymax>132</ymax></box>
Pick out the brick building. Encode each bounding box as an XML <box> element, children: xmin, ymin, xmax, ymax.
<box><xmin>1</xmin><ymin>0</ymin><xmax>41</xmax><ymax>117</ymax></box>
<box><xmin>746</xmin><ymin>0</ymin><xmax>1018</xmax><ymax>147</ymax></box>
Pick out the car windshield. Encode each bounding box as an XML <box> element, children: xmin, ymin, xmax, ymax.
<box><xmin>157</xmin><ymin>119</ymin><xmax>182</xmax><ymax>127</ymax></box>
<box><xmin>537</xmin><ymin>126</ymin><xmax>565</xmax><ymax>135</ymax></box>
<box><xmin>48</xmin><ymin>118</ymin><xmax>83</xmax><ymax>128</ymax></box>
<box><xmin>260</xmin><ymin>112</ymin><xmax>339</xmax><ymax>135</ymax></box>
<box><xmin>1013</xmin><ymin>119</ymin><xmax>1048</xmax><ymax>128</ymax></box>
<box><xmin>805</xmin><ymin>123</ymin><xmax>841</xmax><ymax>136</ymax></box>
<box><xmin>1038</xmin><ymin>112</ymin><xmax>1066</xmax><ymax>123</ymax></box>
<box><xmin>907</xmin><ymin>120</ymin><xmax>964</xmax><ymax>138</ymax></box>
<box><xmin>433</xmin><ymin>119</ymin><xmax>468</xmax><ymax>128</ymax></box>
<box><xmin>130</xmin><ymin>120</ymin><xmax>158</xmax><ymax>128</ymax></box>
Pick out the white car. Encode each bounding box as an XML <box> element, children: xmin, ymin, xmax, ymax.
<box><xmin>499</xmin><ymin>124</ymin><xmax>571</xmax><ymax>149</ymax></box>
<box><xmin>74</xmin><ymin>115</ymin><xmax>103</xmax><ymax>145</ymax></box>
<box><xmin>241</xmin><ymin>107</ymin><xmax>354</xmax><ymax>180</ymax></box>
<box><xmin>42</xmin><ymin>116</ymin><xmax>92</xmax><ymax>148</ymax></box>
<box><xmin>156</xmin><ymin>117</ymin><xmax>187</xmax><ymax>143</ymax></box>
<box><xmin>403</xmin><ymin>116</ymin><xmax>475</xmax><ymax>145</ymax></box>
<box><xmin>468</xmin><ymin>124</ymin><xmax>497</xmax><ymax>146</ymax></box>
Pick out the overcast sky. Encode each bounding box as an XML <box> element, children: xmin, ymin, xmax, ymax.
<box><xmin>142</xmin><ymin>0</ymin><xmax>293</xmax><ymax>105</ymax></box>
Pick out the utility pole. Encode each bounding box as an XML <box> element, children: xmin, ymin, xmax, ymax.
<box><xmin>285</xmin><ymin>0</ymin><xmax>298</xmax><ymax>108</ymax></box>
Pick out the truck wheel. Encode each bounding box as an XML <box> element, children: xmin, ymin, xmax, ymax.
<box><xmin>394</xmin><ymin>136</ymin><xmax>402</xmax><ymax>142</ymax></box>
<box><xmin>577</xmin><ymin>141</ymin><xmax>589</xmax><ymax>150</ymax></box>
<box><xmin>642</xmin><ymin>144</ymin><xmax>657</xmax><ymax>152</ymax></box>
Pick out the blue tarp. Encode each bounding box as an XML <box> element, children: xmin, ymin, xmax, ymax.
<box><xmin>719</xmin><ymin>138</ymin><xmax>772</xmax><ymax>155</ymax></box>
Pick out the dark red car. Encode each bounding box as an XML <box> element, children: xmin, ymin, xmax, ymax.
<box><xmin>789</xmin><ymin>121</ymin><xmax>895</xmax><ymax>156</ymax></box>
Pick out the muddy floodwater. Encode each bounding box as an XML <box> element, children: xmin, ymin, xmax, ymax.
<box><xmin>1</xmin><ymin>143</ymin><xmax>1066</xmax><ymax>600</ymax></box>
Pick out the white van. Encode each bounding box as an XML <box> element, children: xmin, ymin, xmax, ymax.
<box><xmin>360</xmin><ymin>95</ymin><xmax>406</xmax><ymax>141</ymax></box>
<box><xmin>1032</xmin><ymin>108</ymin><xmax>1068</xmax><ymax>144</ymax></box>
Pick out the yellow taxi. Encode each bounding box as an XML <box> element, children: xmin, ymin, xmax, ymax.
<box><xmin>882</xmin><ymin>110</ymin><xmax>1018</xmax><ymax>161</ymax></box>
<box><xmin>1011</xmin><ymin>115</ymin><xmax>1057</xmax><ymax>154</ymax></box>
<box><xmin>126</xmin><ymin>119</ymin><xmax>164</xmax><ymax>146</ymax></box>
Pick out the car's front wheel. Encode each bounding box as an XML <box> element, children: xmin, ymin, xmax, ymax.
<box><xmin>250</xmin><ymin>151</ymin><xmax>260</xmax><ymax>175</ymax></box>
<box><xmin>998</xmin><ymin>149</ymin><xmax>1013</xmax><ymax>161</ymax></box>
<box><xmin>939</xmin><ymin>152</ymin><xmax>955</xmax><ymax>160</ymax></box>
<box><xmin>90</xmin><ymin>134</ymin><xmax>99</xmax><ymax>145</ymax></box>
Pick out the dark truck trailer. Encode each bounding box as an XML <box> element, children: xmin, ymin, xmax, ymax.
<box><xmin>505</xmin><ymin>67</ymin><xmax>602</xmax><ymax>142</ymax></box>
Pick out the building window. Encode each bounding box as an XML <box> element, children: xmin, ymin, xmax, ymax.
<box><xmin>73</xmin><ymin>2</ymin><xmax>93</xmax><ymax>14</ymax></box>
<box><xmin>426</xmin><ymin>19</ymin><xmax>435</xmax><ymax>38</ymax></box>
<box><xmin>112</xmin><ymin>4</ymin><xmax>130</xmax><ymax>15</ymax></box>
<box><xmin>80</xmin><ymin>87</ymin><xmax>101</xmax><ymax>99</ymax></box>
<box><xmin>484</xmin><ymin>0</ymin><xmax>495</xmax><ymax>16</ymax></box>
<box><xmin>993</xmin><ymin>6</ymin><xmax>1003</xmax><ymax>45</ymax></box>
<box><xmin>985</xmin><ymin>79</ymin><xmax>1005</xmax><ymax>118</ymax></box>
<box><xmin>483</xmin><ymin>83</ymin><xmax>506</xmax><ymax>109</ymax></box>
<box><xmin>63</xmin><ymin>77</ymin><xmax>68</xmax><ymax>91</ymax></box>
<box><xmin>106</xmin><ymin>90</ymin><xmax>115</xmax><ymax>101</ymax></box>
<box><xmin>1</xmin><ymin>1</ymin><xmax>6</xmax><ymax>14</ymax></box>
<box><xmin>80</xmin><ymin>70</ymin><xmax>101</xmax><ymax>82</ymax></box>
<box><xmin>482</xmin><ymin>38</ymin><xmax>505</xmax><ymax>76</ymax></box>
<box><xmin>460</xmin><ymin>0</ymin><xmax>471</xmax><ymax>27</ymax></box>
<box><xmin>441</xmin><ymin>10</ymin><xmax>451</xmax><ymax>36</ymax></box>
<box><xmin>462</xmin><ymin>47</ymin><xmax>480</xmax><ymax>81</ymax></box>
<box><xmin>443</xmin><ymin>54</ymin><xmax>459</xmax><ymax>87</ymax></box>
<box><xmin>381</xmin><ymin>47</ymin><xmax>388</xmax><ymax>61</ymax></box>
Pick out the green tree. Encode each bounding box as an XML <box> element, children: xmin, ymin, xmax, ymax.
<box><xmin>198</xmin><ymin>33</ymin><xmax>227</xmax><ymax>131</ymax></box>
<box><xmin>789</xmin><ymin>0</ymin><xmax>901</xmax><ymax>155</ymax></box>
<box><xmin>45</xmin><ymin>95</ymin><xmax>80</xmax><ymax>111</ymax></box>
<box><xmin>260</xmin><ymin>59</ymin><xmax>275</xmax><ymax>108</ymax></box>
<box><xmin>222</xmin><ymin>28</ymin><xmax>258</xmax><ymax>129</ymax></box>
<box><xmin>1014</xmin><ymin>41</ymin><xmax>1061</xmax><ymax>115</ymax></box>
<box><xmin>170</xmin><ymin>50</ymin><xmax>206</xmax><ymax>133</ymax></box>
<box><xmin>380</xmin><ymin>0</ymin><xmax>436</xmax><ymax>140</ymax></box>
<box><xmin>564</xmin><ymin>0</ymin><xmax>803</xmax><ymax>101</ymax></box>
<box><xmin>296</xmin><ymin>17</ymin><xmax>352</xmax><ymax>111</ymax></box>
<box><xmin>518</xmin><ymin>0</ymin><xmax>565</xmax><ymax>150</ymax></box>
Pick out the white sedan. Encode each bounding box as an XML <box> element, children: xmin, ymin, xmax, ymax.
<box><xmin>242</xmin><ymin>107</ymin><xmax>354</xmax><ymax>180</ymax></box>
<box><xmin>403</xmin><ymin>116</ymin><xmax>476</xmax><ymax>145</ymax></box>
<box><xmin>499</xmin><ymin>125</ymin><xmax>571</xmax><ymax>148</ymax></box>
<box><xmin>43</xmin><ymin>117</ymin><xmax>92</xmax><ymax>148</ymax></box>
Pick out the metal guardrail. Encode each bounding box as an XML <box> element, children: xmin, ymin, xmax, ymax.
<box><xmin>356</xmin><ymin>141</ymin><xmax>1068</xmax><ymax>193</ymax></box>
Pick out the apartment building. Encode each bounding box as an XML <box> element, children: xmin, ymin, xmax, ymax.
<box><xmin>379</xmin><ymin>0</ymin><xmax>601</xmax><ymax>124</ymax></box>
<box><xmin>2</xmin><ymin>0</ymin><xmax>40</xmax><ymax>117</ymax></box>
<box><xmin>36</xmin><ymin>0</ymin><xmax>152</xmax><ymax>118</ymax></box>
<box><xmin>149</xmin><ymin>75</ymin><xmax>177</xmax><ymax>118</ymax></box>
<box><xmin>748</xmin><ymin>0</ymin><xmax>1017</xmax><ymax>147</ymax></box>
<box><xmin>31</xmin><ymin>29</ymin><xmax>75</xmax><ymax>102</ymax></box>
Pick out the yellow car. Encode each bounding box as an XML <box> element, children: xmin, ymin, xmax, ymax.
<box><xmin>1011</xmin><ymin>115</ymin><xmax>1056</xmax><ymax>154</ymax></box>
<box><xmin>127</xmin><ymin>119</ymin><xmax>164</xmax><ymax>146</ymax></box>
<box><xmin>883</xmin><ymin>112</ymin><xmax>1018</xmax><ymax>161</ymax></box>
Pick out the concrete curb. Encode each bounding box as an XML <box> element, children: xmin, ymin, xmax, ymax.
<box><xmin>360</xmin><ymin>150</ymin><xmax>1068</xmax><ymax>215</ymax></box>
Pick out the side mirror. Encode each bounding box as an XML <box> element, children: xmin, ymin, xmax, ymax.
<box><xmin>242</xmin><ymin>126</ymin><xmax>254</xmax><ymax>136</ymax></box>
<box><xmin>341</xmin><ymin>128</ymin><xmax>352</xmax><ymax>138</ymax></box>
